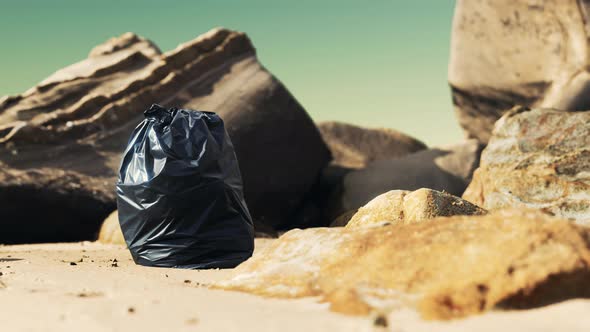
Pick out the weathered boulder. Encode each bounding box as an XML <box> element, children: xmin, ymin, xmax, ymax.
<box><xmin>345</xmin><ymin>188</ymin><xmax>486</xmax><ymax>228</ymax></box>
<box><xmin>325</xmin><ymin>140</ymin><xmax>482</xmax><ymax>222</ymax></box>
<box><xmin>0</xmin><ymin>28</ymin><xmax>330</xmax><ymax>243</ymax></box>
<box><xmin>317</xmin><ymin>121</ymin><xmax>426</xmax><ymax>169</ymax></box>
<box><xmin>0</xmin><ymin>33</ymin><xmax>159</xmax><ymax>243</ymax></box>
<box><xmin>97</xmin><ymin>211</ymin><xmax>125</xmax><ymax>245</ymax></box>
<box><xmin>449</xmin><ymin>0</ymin><xmax>590</xmax><ymax>142</ymax></box>
<box><xmin>214</xmin><ymin>210</ymin><xmax>590</xmax><ymax>320</ymax></box>
<box><xmin>463</xmin><ymin>107</ymin><xmax>590</xmax><ymax>226</ymax></box>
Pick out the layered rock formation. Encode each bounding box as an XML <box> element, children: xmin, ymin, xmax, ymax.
<box><xmin>0</xmin><ymin>33</ymin><xmax>159</xmax><ymax>243</ymax></box>
<box><xmin>0</xmin><ymin>28</ymin><xmax>330</xmax><ymax>243</ymax></box>
<box><xmin>325</xmin><ymin>140</ymin><xmax>482</xmax><ymax>223</ymax></box>
<box><xmin>344</xmin><ymin>188</ymin><xmax>486</xmax><ymax>228</ymax></box>
<box><xmin>463</xmin><ymin>107</ymin><xmax>590</xmax><ymax>225</ymax></box>
<box><xmin>215</xmin><ymin>210</ymin><xmax>590</xmax><ymax>320</ymax></box>
<box><xmin>449</xmin><ymin>0</ymin><xmax>590</xmax><ymax>142</ymax></box>
<box><xmin>317</xmin><ymin>121</ymin><xmax>426</xmax><ymax>169</ymax></box>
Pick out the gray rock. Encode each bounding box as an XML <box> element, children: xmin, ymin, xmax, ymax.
<box><xmin>326</xmin><ymin>140</ymin><xmax>482</xmax><ymax>221</ymax></box>
<box><xmin>317</xmin><ymin>121</ymin><xmax>426</xmax><ymax>169</ymax></box>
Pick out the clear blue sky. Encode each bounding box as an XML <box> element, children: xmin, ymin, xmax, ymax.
<box><xmin>0</xmin><ymin>0</ymin><xmax>462</xmax><ymax>145</ymax></box>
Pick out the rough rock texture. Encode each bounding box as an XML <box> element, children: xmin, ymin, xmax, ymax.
<box><xmin>325</xmin><ymin>140</ymin><xmax>482</xmax><ymax>223</ymax></box>
<box><xmin>463</xmin><ymin>107</ymin><xmax>590</xmax><ymax>226</ymax></box>
<box><xmin>97</xmin><ymin>211</ymin><xmax>125</xmax><ymax>245</ymax></box>
<box><xmin>0</xmin><ymin>33</ymin><xmax>159</xmax><ymax>243</ymax></box>
<box><xmin>345</xmin><ymin>188</ymin><xmax>486</xmax><ymax>228</ymax></box>
<box><xmin>449</xmin><ymin>0</ymin><xmax>590</xmax><ymax>142</ymax></box>
<box><xmin>317</xmin><ymin>121</ymin><xmax>426</xmax><ymax>169</ymax></box>
<box><xmin>0</xmin><ymin>28</ymin><xmax>330</xmax><ymax>242</ymax></box>
<box><xmin>215</xmin><ymin>210</ymin><xmax>590</xmax><ymax>320</ymax></box>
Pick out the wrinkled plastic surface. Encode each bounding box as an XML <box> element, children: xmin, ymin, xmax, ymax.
<box><xmin>116</xmin><ymin>104</ymin><xmax>254</xmax><ymax>269</ymax></box>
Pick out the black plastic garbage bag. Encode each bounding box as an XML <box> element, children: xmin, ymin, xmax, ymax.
<box><xmin>116</xmin><ymin>104</ymin><xmax>254</xmax><ymax>269</ymax></box>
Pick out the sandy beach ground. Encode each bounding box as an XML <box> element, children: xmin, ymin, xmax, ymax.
<box><xmin>1</xmin><ymin>240</ymin><xmax>589</xmax><ymax>332</ymax></box>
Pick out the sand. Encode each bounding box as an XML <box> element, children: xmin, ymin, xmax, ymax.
<box><xmin>0</xmin><ymin>240</ymin><xmax>589</xmax><ymax>332</ymax></box>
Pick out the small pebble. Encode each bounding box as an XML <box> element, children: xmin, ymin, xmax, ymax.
<box><xmin>373</xmin><ymin>314</ymin><xmax>388</xmax><ymax>328</ymax></box>
<box><xmin>185</xmin><ymin>317</ymin><xmax>199</xmax><ymax>325</ymax></box>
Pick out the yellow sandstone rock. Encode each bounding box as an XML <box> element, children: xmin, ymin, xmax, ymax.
<box><xmin>346</xmin><ymin>188</ymin><xmax>486</xmax><ymax>228</ymax></box>
<box><xmin>97</xmin><ymin>211</ymin><xmax>125</xmax><ymax>245</ymax></box>
<box><xmin>214</xmin><ymin>210</ymin><xmax>590</xmax><ymax>320</ymax></box>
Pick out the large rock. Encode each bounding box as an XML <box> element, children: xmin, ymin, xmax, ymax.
<box><xmin>449</xmin><ymin>0</ymin><xmax>590</xmax><ymax>142</ymax></box>
<box><xmin>325</xmin><ymin>140</ymin><xmax>482</xmax><ymax>222</ymax></box>
<box><xmin>214</xmin><ymin>210</ymin><xmax>590</xmax><ymax>320</ymax></box>
<box><xmin>0</xmin><ymin>28</ymin><xmax>330</xmax><ymax>243</ymax></box>
<box><xmin>463</xmin><ymin>107</ymin><xmax>590</xmax><ymax>226</ymax></box>
<box><xmin>317</xmin><ymin>121</ymin><xmax>426</xmax><ymax>169</ymax></box>
<box><xmin>0</xmin><ymin>33</ymin><xmax>159</xmax><ymax>243</ymax></box>
<box><xmin>345</xmin><ymin>188</ymin><xmax>486</xmax><ymax>228</ymax></box>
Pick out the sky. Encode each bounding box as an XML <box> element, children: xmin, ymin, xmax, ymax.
<box><xmin>0</xmin><ymin>0</ymin><xmax>461</xmax><ymax>145</ymax></box>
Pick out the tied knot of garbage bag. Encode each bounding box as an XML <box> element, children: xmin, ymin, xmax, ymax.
<box><xmin>144</xmin><ymin>103</ymin><xmax>178</xmax><ymax>123</ymax></box>
<box><xmin>116</xmin><ymin>104</ymin><xmax>254</xmax><ymax>269</ymax></box>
